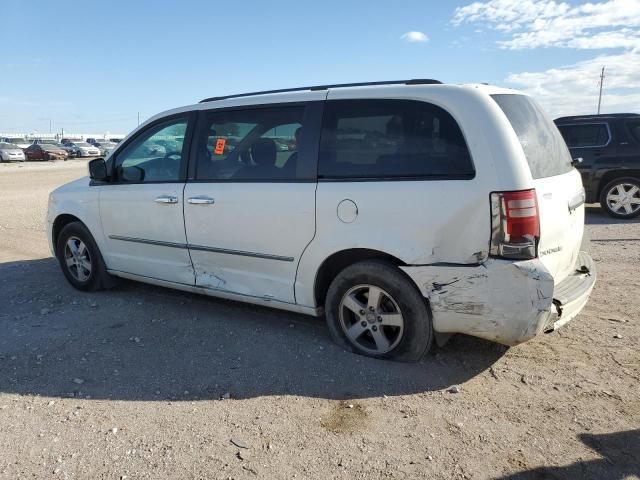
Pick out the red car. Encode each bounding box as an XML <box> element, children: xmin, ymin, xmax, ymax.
<box><xmin>24</xmin><ymin>144</ymin><xmax>69</xmax><ymax>161</ymax></box>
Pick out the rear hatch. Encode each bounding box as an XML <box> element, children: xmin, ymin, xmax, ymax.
<box><xmin>492</xmin><ymin>94</ymin><xmax>585</xmax><ymax>284</ymax></box>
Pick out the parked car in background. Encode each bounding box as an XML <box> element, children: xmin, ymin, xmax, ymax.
<box><xmin>110</xmin><ymin>138</ymin><xmax>122</xmax><ymax>143</ymax></box>
<box><xmin>93</xmin><ymin>141</ymin><xmax>118</xmax><ymax>157</ymax></box>
<box><xmin>61</xmin><ymin>138</ymin><xmax>83</xmax><ymax>146</ymax></box>
<box><xmin>31</xmin><ymin>138</ymin><xmax>58</xmax><ymax>145</ymax></box>
<box><xmin>43</xmin><ymin>142</ymin><xmax>77</xmax><ymax>158</ymax></box>
<box><xmin>0</xmin><ymin>137</ymin><xmax>31</xmax><ymax>149</ymax></box>
<box><xmin>86</xmin><ymin>138</ymin><xmax>99</xmax><ymax>146</ymax></box>
<box><xmin>555</xmin><ymin>113</ymin><xmax>640</xmax><ymax>219</ymax></box>
<box><xmin>24</xmin><ymin>143</ymin><xmax>68</xmax><ymax>161</ymax></box>
<box><xmin>0</xmin><ymin>142</ymin><xmax>26</xmax><ymax>162</ymax></box>
<box><xmin>47</xmin><ymin>80</ymin><xmax>596</xmax><ymax>361</ymax></box>
<box><xmin>68</xmin><ymin>142</ymin><xmax>100</xmax><ymax>157</ymax></box>
<box><xmin>32</xmin><ymin>138</ymin><xmax>77</xmax><ymax>158</ymax></box>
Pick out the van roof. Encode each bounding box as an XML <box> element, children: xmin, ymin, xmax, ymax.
<box><xmin>139</xmin><ymin>81</ymin><xmax>522</xmax><ymax>132</ymax></box>
<box><xmin>198</xmin><ymin>79</ymin><xmax>443</xmax><ymax>103</ymax></box>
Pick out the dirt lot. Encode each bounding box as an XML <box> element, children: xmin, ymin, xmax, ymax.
<box><xmin>0</xmin><ymin>160</ymin><xmax>638</xmax><ymax>480</ymax></box>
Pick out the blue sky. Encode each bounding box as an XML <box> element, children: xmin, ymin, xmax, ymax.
<box><xmin>1</xmin><ymin>0</ymin><xmax>639</xmax><ymax>135</ymax></box>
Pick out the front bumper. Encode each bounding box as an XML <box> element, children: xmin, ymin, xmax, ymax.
<box><xmin>46</xmin><ymin>153</ymin><xmax>68</xmax><ymax>160</ymax></box>
<box><xmin>401</xmin><ymin>252</ymin><xmax>596</xmax><ymax>346</ymax></box>
<box><xmin>77</xmin><ymin>150</ymin><xmax>99</xmax><ymax>157</ymax></box>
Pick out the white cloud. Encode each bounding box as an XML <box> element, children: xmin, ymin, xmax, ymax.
<box><xmin>453</xmin><ymin>0</ymin><xmax>640</xmax><ymax>50</ymax></box>
<box><xmin>401</xmin><ymin>31</ymin><xmax>429</xmax><ymax>43</ymax></box>
<box><xmin>452</xmin><ymin>0</ymin><xmax>640</xmax><ymax>115</ymax></box>
<box><xmin>507</xmin><ymin>51</ymin><xmax>640</xmax><ymax>116</ymax></box>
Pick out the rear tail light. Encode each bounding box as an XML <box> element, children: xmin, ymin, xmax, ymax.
<box><xmin>490</xmin><ymin>189</ymin><xmax>540</xmax><ymax>260</ymax></box>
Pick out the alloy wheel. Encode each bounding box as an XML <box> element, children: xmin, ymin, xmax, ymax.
<box><xmin>606</xmin><ymin>183</ymin><xmax>640</xmax><ymax>216</ymax></box>
<box><xmin>64</xmin><ymin>236</ymin><xmax>92</xmax><ymax>282</ymax></box>
<box><xmin>338</xmin><ymin>284</ymin><xmax>404</xmax><ymax>355</ymax></box>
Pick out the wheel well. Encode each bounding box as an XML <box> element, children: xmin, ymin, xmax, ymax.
<box><xmin>52</xmin><ymin>214</ymin><xmax>82</xmax><ymax>253</ymax></box>
<box><xmin>598</xmin><ymin>169</ymin><xmax>640</xmax><ymax>198</ymax></box>
<box><xmin>313</xmin><ymin>248</ymin><xmax>406</xmax><ymax>307</ymax></box>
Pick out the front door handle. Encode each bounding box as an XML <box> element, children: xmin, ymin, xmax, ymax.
<box><xmin>188</xmin><ymin>196</ymin><xmax>215</xmax><ymax>205</ymax></box>
<box><xmin>155</xmin><ymin>195</ymin><xmax>179</xmax><ymax>204</ymax></box>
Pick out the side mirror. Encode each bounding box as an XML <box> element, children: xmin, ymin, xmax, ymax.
<box><xmin>571</xmin><ymin>157</ymin><xmax>583</xmax><ymax>166</ymax></box>
<box><xmin>88</xmin><ymin>158</ymin><xmax>108</xmax><ymax>181</ymax></box>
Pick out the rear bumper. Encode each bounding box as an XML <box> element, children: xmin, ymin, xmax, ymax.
<box><xmin>544</xmin><ymin>252</ymin><xmax>597</xmax><ymax>333</ymax></box>
<box><xmin>401</xmin><ymin>252</ymin><xmax>596</xmax><ymax>346</ymax></box>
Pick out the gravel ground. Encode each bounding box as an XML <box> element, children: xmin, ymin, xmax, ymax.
<box><xmin>0</xmin><ymin>160</ymin><xmax>638</xmax><ymax>480</ymax></box>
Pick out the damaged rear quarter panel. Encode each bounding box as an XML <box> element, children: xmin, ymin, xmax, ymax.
<box><xmin>401</xmin><ymin>258</ymin><xmax>555</xmax><ymax>345</ymax></box>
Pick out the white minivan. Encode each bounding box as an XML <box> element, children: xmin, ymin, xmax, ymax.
<box><xmin>47</xmin><ymin>80</ymin><xmax>596</xmax><ymax>361</ymax></box>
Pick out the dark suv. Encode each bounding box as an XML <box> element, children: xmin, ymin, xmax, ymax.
<box><xmin>555</xmin><ymin>113</ymin><xmax>640</xmax><ymax>219</ymax></box>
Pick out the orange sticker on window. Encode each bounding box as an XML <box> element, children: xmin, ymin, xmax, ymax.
<box><xmin>214</xmin><ymin>138</ymin><xmax>226</xmax><ymax>155</ymax></box>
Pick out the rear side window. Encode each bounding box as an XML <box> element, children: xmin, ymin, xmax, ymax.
<box><xmin>556</xmin><ymin>123</ymin><xmax>610</xmax><ymax>148</ymax></box>
<box><xmin>492</xmin><ymin>94</ymin><xmax>572</xmax><ymax>179</ymax></box>
<box><xmin>318</xmin><ymin>99</ymin><xmax>474</xmax><ymax>179</ymax></box>
<box><xmin>626</xmin><ymin>120</ymin><xmax>640</xmax><ymax>143</ymax></box>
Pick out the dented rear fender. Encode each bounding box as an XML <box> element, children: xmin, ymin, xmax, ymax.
<box><xmin>401</xmin><ymin>258</ymin><xmax>555</xmax><ymax>345</ymax></box>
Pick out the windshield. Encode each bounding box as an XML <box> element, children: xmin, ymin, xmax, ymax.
<box><xmin>75</xmin><ymin>142</ymin><xmax>92</xmax><ymax>147</ymax></box>
<box><xmin>41</xmin><ymin>144</ymin><xmax>61</xmax><ymax>151</ymax></box>
<box><xmin>491</xmin><ymin>94</ymin><xmax>573</xmax><ymax>179</ymax></box>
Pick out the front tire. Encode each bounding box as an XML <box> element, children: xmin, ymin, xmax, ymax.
<box><xmin>325</xmin><ymin>260</ymin><xmax>432</xmax><ymax>362</ymax></box>
<box><xmin>56</xmin><ymin>222</ymin><xmax>116</xmax><ymax>291</ymax></box>
<box><xmin>600</xmin><ymin>177</ymin><xmax>640</xmax><ymax>219</ymax></box>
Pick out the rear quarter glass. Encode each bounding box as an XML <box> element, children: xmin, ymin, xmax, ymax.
<box><xmin>492</xmin><ymin>94</ymin><xmax>573</xmax><ymax>180</ymax></box>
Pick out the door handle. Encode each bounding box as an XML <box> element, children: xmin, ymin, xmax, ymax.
<box><xmin>188</xmin><ymin>196</ymin><xmax>215</xmax><ymax>205</ymax></box>
<box><xmin>155</xmin><ymin>195</ymin><xmax>179</xmax><ymax>204</ymax></box>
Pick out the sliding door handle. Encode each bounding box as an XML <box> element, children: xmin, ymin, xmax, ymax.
<box><xmin>188</xmin><ymin>196</ymin><xmax>215</xmax><ymax>205</ymax></box>
<box><xmin>155</xmin><ymin>195</ymin><xmax>178</xmax><ymax>204</ymax></box>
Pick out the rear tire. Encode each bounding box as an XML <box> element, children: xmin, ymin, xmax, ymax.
<box><xmin>325</xmin><ymin>260</ymin><xmax>432</xmax><ymax>362</ymax></box>
<box><xmin>56</xmin><ymin>222</ymin><xmax>117</xmax><ymax>291</ymax></box>
<box><xmin>599</xmin><ymin>177</ymin><xmax>640</xmax><ymax>219</ymax></box>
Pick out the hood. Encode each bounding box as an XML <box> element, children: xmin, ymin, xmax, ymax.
<box><xmin>52</xmin><ymin>176</ymin><xmax>91</xmax><ymax>194</ymax></box>
<box><xmin>0</xmin><ymin>147</ymin><xmax>23</xmax><ymax>154</ymax></box>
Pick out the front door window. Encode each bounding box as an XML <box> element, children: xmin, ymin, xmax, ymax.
<box><xmin>114</xmin><ymin>119</ymin><xmax>188</xmax><ymax>183</ymax></box>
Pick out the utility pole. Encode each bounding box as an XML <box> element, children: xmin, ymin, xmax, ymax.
<box><xmin>597</xmin><ymin>66</ymin><xmax>605</xmax><ymax>115</ymax></box>
<box><xmin>137</xmin><ymin>112</ymin><xmax>140</xmax><ymax>126</ymax></box>
<box><xmin>49</xmin><ymin>119</ymin><xmax>52</xmax><ymax>134</ymax></box>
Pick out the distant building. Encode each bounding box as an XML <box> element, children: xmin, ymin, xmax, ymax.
<box><xmin>0</xmin><ymin>132</ymin><xmax>126</xmax><ymax>141</ymax></box>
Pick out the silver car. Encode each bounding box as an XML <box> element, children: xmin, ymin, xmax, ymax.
<box><xmin>69</xmin><ymin>142</ymin><xmax>101</xmax><ymax>158</ymax></box>
<box><xmin>94</xmin><ymin>141</ymin><xmax>118</xmax><ymax>157</ymax></box>
<box><xmin>0</xmin><ymin>137</ymin><xmax>31</xmax><ymax>149</ymax></box>
<box><xmin>0</xmin><ymin>142</ymin><xmax>26</xmax><ymax>162</ymax></box>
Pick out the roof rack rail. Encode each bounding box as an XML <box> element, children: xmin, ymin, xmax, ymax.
<box><xmin>555</xmin><ymin>113</ymin><xmax>640</xmax><ymax>122</ymax></box>
<box><xmin>199</xmin><ymin>79</ymin><xmax>442</xmax><ymax>103</ymax></box>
